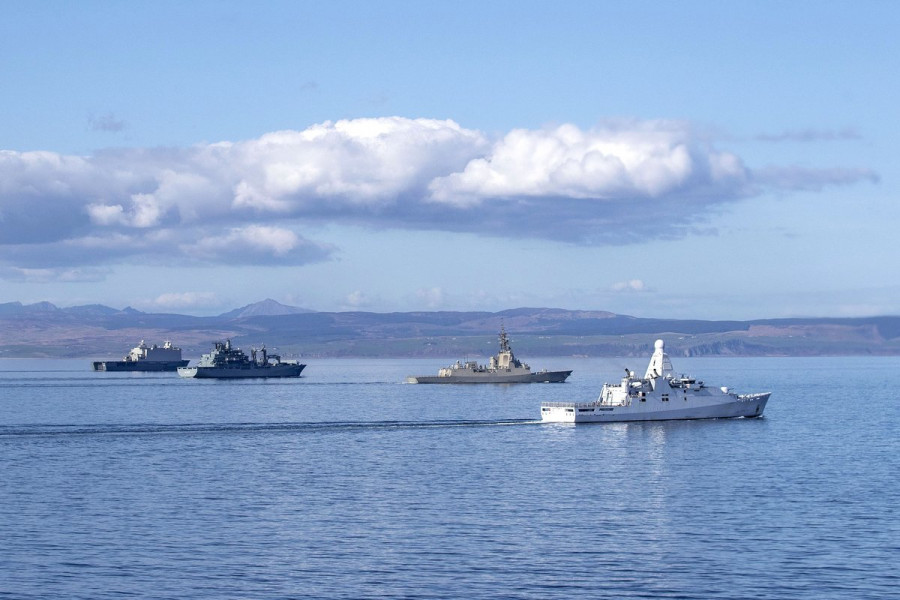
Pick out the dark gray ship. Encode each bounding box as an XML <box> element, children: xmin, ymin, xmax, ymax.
<box><xmin>177</xmin><ymin>339</ymin><xmax>305</xmax><ymax>379</ymax></box>
<box><xmin>406</xmin><ymin>328</ymin><xmax>572</xmax><ymax>384</ymax></box>
<box><xmin>92</xmin><ymin>340</ymin><xmax>189</xmax><ymax>372</ymax></box>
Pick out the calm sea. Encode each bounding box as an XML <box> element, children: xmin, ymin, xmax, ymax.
<box><xmin>1</xmin><ymin>356</ymin><xmax>897</xmax><ymax>599</ymax></box>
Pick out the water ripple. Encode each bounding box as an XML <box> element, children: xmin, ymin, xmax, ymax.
<box><xmin>0</xmin><ymin>418</ymin><xmax>540</xmax><ymax>438</ymax></box>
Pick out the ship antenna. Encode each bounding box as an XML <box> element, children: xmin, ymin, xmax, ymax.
<box><xmin>499</xmin><ymin>322</ymin><xmax>510</xmax><ymax>352</ymax></box>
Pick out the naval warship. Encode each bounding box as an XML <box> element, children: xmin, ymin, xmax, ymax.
<box><xmin>92</xmin><ymin>340</ymin><xmax>189</xmax><ymax>372</ymax></box>
<box><xmin>177</xmin><ymin>340</ymin><xmax>305</xmax><ymax>379</ymax></box>
<box><xmin>406</xmin><ymin>327</ymin><xmax>572</xmax><ymax>384</ymax></box>
<box><xmin>540</xmin><ymin>339</ymin><xmax>770</xmax><ymax>423</ymax></box>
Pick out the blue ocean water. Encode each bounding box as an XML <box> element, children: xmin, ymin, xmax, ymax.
<box><xmin>0</xmin><ymin>356</ymin><xmax>897</xmax><ymax>599</ymax></box>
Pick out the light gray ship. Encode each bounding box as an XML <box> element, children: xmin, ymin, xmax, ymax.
<box><xmin>177</xmin><ymin>340</ymin><xmax>305</xmax><ymax>379</ymax></box>
<box><xmin>92</xmin><ymin>340</ymin><xmax>189</xmax><ymax>372</ymax></box>
<box><xmin>541</xmin><ymin>339</ymin><xmax>770</xmax><ymax>423</ymax></box>
<box><xmin>406</xmin><ymin>328</ymin><xmax>572</xmax><ymax>384</ymax></box>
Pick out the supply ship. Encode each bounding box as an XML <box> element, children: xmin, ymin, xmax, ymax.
<box><xmin>92</xmin><ymin>340</ymin><xmax>189</xmax><ymax>372</ymax></box>
<box><xmin>406</xmin><ymin>327</ymin><xmax>572</xmax><ymax>384</ymax></box>
<box><xmin>177</xmin><ymin>339</ymin><xmax>305</xmax><ymax>379</ymax></box>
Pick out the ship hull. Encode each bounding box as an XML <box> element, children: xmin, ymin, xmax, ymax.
<box><xmin>93</xmin><ymin>360</ymin><xmax>189</xmax><ymax>372</ymax></box>
<box><xmin>407</xmin><ymin>370</ymin><xmax>571</xmax><ymax>384</ymax></box>
<box><xmin>541</xmin><ymin>392</ymin><xmax>770</xmax><ymax>423</ymax></box>
<box><xmin>177</xmin><ymin>363</ymin><xmax>306</xmax><ymax>379</ymax></box>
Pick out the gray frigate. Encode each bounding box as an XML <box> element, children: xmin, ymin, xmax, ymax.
<box><xmin>406</xmin><ymin>327</ymin><xmax>572</xmax><ymax>384</ymax></box>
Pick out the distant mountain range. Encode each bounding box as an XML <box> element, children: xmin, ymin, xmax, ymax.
<box><xmin>217</xmin><ymin>298</ymin><xmax>314</xmax><ymax>319</ymax></box>
<box><xmin>1</xmin><ymin>299</ymin><xmax>899</xmax><ymax>358</ymax></box>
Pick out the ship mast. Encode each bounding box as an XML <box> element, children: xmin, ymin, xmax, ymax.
<box><xmin>499</xmin><ymin>324</ymin><xmax>511</xmax><ymax>353</ymax></box>
<box><xmin>644</xmin><ymin>339</ymin><xmax>674</xmax><ymax>379</ymax></box>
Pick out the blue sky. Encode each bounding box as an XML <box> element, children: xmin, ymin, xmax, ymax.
<box><xmin>1</xmin><ymin>0</ymin><xmax>897</xmax><ymax>318</ymax></box>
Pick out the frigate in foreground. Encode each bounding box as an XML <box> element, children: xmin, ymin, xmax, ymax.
<box><xmin>406</xmin><ymin>327</ymin><xmax>572</xmax><ymax>384</ymax></box>
<box><xmin>92</xmin><ymin>340</ymin><xmax>189</xmax><ymax>372</ymax></box>
<box><xmin>178</xmin><ymin>340</ymin><xmax>305</xmax><ymax>379</ymax></box>
<box><xmin>541</xmin><ymin>339</ymin><xmax>769</xmax><ymax>423</ymax></box>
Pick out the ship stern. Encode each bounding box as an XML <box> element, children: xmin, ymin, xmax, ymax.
<box><xmin>540</xmin><ymin>403</ymin><xmax>576</xmax><ymax>423</ymax></box>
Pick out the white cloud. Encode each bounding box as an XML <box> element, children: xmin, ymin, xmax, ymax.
<box><xmin>184</xmin><ymin>225</ymin><xmax>334</xmax><ymax>265</ymax></box>
<box><xmin>612</xmin><ymin>279</ymin><xmax>646</xmax><ymax>292</ymax></box>
<box><xmin>192</xmin><ymin>225</ymin><xmax>298</xmax><ymax>257</ymax></box>
<box><xmin>416</xmin><ymin>287</ymin><xmax>444</xmax><ymax>309</ymax></box>
<box><xmin>427</xmin><ymin>121</ymin><xmax>748</xmax><ymax>205</ymax></box>
<box><xmin>86</xmin><ymin>203</ymin><xmax>126</xmax><ymax>225</ymax></box>
<box><xmin>87</xmin><ymin>194</ymin><xmax>162</xmax><ymax>227</ymax></box>
<box><xmin>229</xmin><ymin>117</ymin><xmax>488</xmax><ymax>212</ymax></box>
<box><xmin>150</xmin><ymin>291</ymin><xmax>219</xmax><ymax>310</ymax></box>
<box><xmin>0</xmin><ymin>117</ymin><xmax>879</xmax><ymax>270</ymax></box>
<box><xmin>343</xmin><ymin>290</ymin><xmax>373</xmax><ymax>309</ymax></box>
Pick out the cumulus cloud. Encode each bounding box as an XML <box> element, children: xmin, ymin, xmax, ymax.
<box><xmin>228</xmin><ymin>117</ymin><xmax>487</xmax><ymax>213</ymax></box>
<box><xmin>342</xmin><ymin>290</ymin><xmax>375</xmax><ymax>310</ymax></box>
<box><xmin>1</xmin><ymin>224</ymin><xmax>332</xmax><ymax>269</ymax></box>
<box><xmin>184</xmin><ymin>225</ymin><xmax>334</xmax><ymax>265</ymax></box>
<box><xmin>87</xmin><ymin>193</ymin><xmax>163</xmax><ymax>227</ymax></box>
<box><xmin>428</xmin><ymin>121</ymin><xmax>748</xmax><ymax>205</ymax></box>
<box><xmin>150</xmin><ymin>292</ymin><xmax>219</xmax><ymax>310</ymax></box>
<box><xmin>612</xmin><ymin>279</ymin><xmax>646</xmax><ymax>292</ymax></box>
<box><xmin>0</xmin><ymin>116</ymin><xmax>878</xmax><ymax>270</ymax></box>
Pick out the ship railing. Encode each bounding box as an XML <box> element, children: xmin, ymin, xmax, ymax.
<box><xmin>541</xmin><ymin>401</ymin><xmax>596</xmax><ymax>409</ymax></box>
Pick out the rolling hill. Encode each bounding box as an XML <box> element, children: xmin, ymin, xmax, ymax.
<box><xmin>1</xmin><ymin>300</ymin><xmax>898</xmax><ymax>358</ymax></box>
